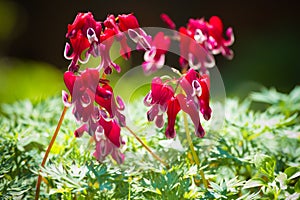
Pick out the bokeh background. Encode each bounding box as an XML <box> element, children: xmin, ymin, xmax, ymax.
<box><xmin>0</xmin><ymin>0</ymin><xmax>299</xmax><ymax>103</ymax></box>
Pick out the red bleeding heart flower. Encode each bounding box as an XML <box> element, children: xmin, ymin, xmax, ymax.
<box><xmin>61</xmin><ymin>12</ymin><xmax>236</xmax><ymax>165</ymax></box>
<box><xmin>207</xmin><ymin>16</ymin><xmax>234</xmax><ymax>59</ymax></box>
<box><xmin>64</xmin><ymin>12</ymin><xmax>102</xmax><ymax>71</ymax></box>
<box><xmin>62</xmin><ymin>67</ymin><xmax>125</xmax><ymax>163</ymax></box>
<box><xmin>178</xmin><ymin>68</ymin><xmax>212</xmax><ymax>137</ymax></box>
<box><xmin>103</xmin><ymin>14</ymin><xmax>134</xmax><ymax>60</ymax></box>
<box><xmin>144</xmin><ymin>77</ymin><xmax>174</xmax><ymax>129</ymax></box>
<box><xmin>177</xmin><ymin>15</ymin><xmax>234</xmax><ymax>71</ymax></box>
<box><xmin>142</xmin><ymin>32</ymin><xmax>171</xmax><ymax>75</ymax></box>
<box><xmin>178</xmin><ymin>26</ymin><xmax>215</xmax><ymax>70</ymax></box>
<box><xmin>165</xmin><ymin>96</ymin><xmax>181</xmax><ymax>138</ymax></box>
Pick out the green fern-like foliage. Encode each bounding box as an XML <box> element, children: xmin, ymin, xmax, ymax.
<box><xmin>0</xmin><ymin>87</ymin><xmax>299</xmax><ymax>199</ymax></box>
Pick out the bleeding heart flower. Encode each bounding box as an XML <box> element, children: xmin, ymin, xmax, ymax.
<box><xmin>142</xmin><ymin>32</ymin><xmax>171</xmax><ymax>75</ymax></box>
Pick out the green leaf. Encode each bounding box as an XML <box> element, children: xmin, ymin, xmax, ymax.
<box><xmin>243</xmin><ymin>179</ymin><xmax>265</xmax><ymax>189</ymax></box>
<box><xmin>209</xmin><ymin>181</ymin><xmax>223</xmax><ymax>192</ymax></box>
<box><xmin>295</xmin><ymin>179</ymin><xmax>300</xmax><ymax>192</ymax></box>
<box><xmin>284</xmin><ymin>167</ymin><xmax>300</xmax><ymax>180</ymax></box>
<box><xmin>254</xmin><ymin>154</ymin><xmax>276</xmax><ymax>179</ymax></box>
<box><xmin>250</xmin><ymin>87</ymin><xmax>282</xmax><ymax>104</ymax></box>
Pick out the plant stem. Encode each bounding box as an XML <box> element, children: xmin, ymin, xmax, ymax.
<box><xmin>35</xmin><ymin>105</ymin><xmax>69</xmax><ymax>200</ymax></box>
<box><xmin>182</xmin><ymin>112</ymin><xmax>208</xmax><ymax>189</ymax></box>
<box><xmin>125</xmin><ymin>126</ymin><xmax>169</xmax><ymax>168</ymax></box>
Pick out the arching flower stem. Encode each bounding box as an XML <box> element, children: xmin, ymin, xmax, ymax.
<box><xmin>125</xmin><ymin>126</ymin><xmax>169</xmax><ymax>168</ymax></box>
<box><xmin>183</xmin><ymin>101</ymin><xmax>208</xmax><ymax>189</ymax></box>
<box><xmin>35</xmin><ymin>97</ymin><xmax>71</xmax><ymax>200</ymax></box>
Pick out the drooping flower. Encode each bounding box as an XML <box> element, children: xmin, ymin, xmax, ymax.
<box><xmin>165</xmin><ymin>96</ymin><xmax>181</xmax><ymax>138</ymax></box>
<box><xmin>206</xmin><ymin>16</ymin><xmax>235</xmax><ymax>59</ymax></box>
<box><xmin>142</xmin><ymin>32</ymin><xmax>171</xmax><ymax>75</ymax></box>
<box><xmin>128</xmin><ymin>28</ymin><xmax>152</xmax><ymax>51</ymax></box>
<box><xmin>144</xmin><ymin>77</ymin><xmax>182</xmax><ymax>139</ymax></box>
<box><xmin>144</xmin><ymin>77</ymin><xmax>174</xmax><ymax>129</ymax></box>
<box><xmin>178</xmin><ymin>68</ymin><xmax>212</xmax><ymax>137</ymax></box>
<box><xmin>177</xmin><ymin>16</ymin><xmax>234</xmax><ymax>71</ymax></box>
<box><xmin>103</xmin><ymin>14</ymin><xmax>134</xmax><ymax>60</ymax></box>
<box><xmin>179</xmin><ymin>26</ymin><xmax>215</xmax><ymax>70</ymax></box>
<box><xmin>63</xmin><ymin>67</ymin><xmax>125</xmax><ymax>163</ymax></box>
<box><xmin>64</xmin><ymin>29</ymin><xmax>90</xmax><ymax>72</ymax></box>
<box><xmin>92</xmin><ymin>107</ymin><xmax>125</xmax><ymax>164</ymax></box>
<box><xmin>66</xmin><ymin>12</ymin><xmax>101</xmax><ymax>39</ymax></box>
<box><xmin>95</xmin><ymin>82</ymin><xmax>126</xmax><ymax>127</ymax></box>
<box><xmin>185</xmin><ymin>16</ymin><xmax>235</xmax><ymax>57</ymax></box>
<box><xmin>64</xmin><ymin>12</ymin><xmax>102</xmax><ymax>71</ymax></box>
<box><xmin>93</xmin><ymin>119</ymin><xmax>125</xmax><ymax>164</ymax></box>
<box><xmin>98</xmin><ymin>28</ymin><xmax>121</xmax><ymax>74</ymax></box>
<box><xmin>63</xmin><ymin>68</ymin><xmax>100</xmax><ymax>122</ymax></box>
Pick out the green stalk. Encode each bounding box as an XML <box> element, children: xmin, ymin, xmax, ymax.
<box><xmin>182</xmin><ymin>112</ymin><xmax>208</xmax><ymax>189</ymax></box>
<box><xmin>125</xmin><ymin>126</ymin><xmax>169</xmax><ymax>168</ymax></box>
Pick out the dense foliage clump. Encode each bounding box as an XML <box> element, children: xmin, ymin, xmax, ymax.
<box><xmin>0</xmin><ymin>87</ymin><xmax>299</xmax><ymax>199</ymax></box>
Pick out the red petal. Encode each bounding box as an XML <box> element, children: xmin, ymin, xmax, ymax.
<box><xmin>208</xmin><ymin>16</ymin><xmax>223</xmax><ymax>42</ymax></box>
<box><xmin>118</xmin><ymin>14</ymin><xmax>140</xmax><ymax>31</ymax></box>
<box><xmin>160</xmin><ymin>13</ymin><xmax>176</xmax><ymax>30</ymax></box>
<box><xmin>199</xmin><ymin>76</ymin><xmax>211</xmax><ymax>120</ymax></box>
<box><xmin>70</xmin><ymin>30</ymin><xmax>90</xmax><ymax>58</ymax></box>
<box><xmin>103</xmin><ymin>15</ymin><xmax>117</xmax><ymax>29</ymax></box>
<box><xmin>100</xmin><ymin>119</ymin><xmax>121</xmax><ymax>147</ymax></box>
<box><xmin>96</xmin><ymin>85</ymin><xmax>112</xmax><ymax>99</ymax></box>
<box><xmin>165</xmin><ymin>97</ymin><xmax>181</xmax><ymax>139</ymax></box>
<box><xmin>63</xmin><ymin>71</ymin><xmax>77</xmax><ymax>95</ymax></box>
<box><xmin>100</xmin><ymin>28</ymin><xmax>115</xmax><ymax>47</ymax></box>
<box><xmin>95</xmin><ymin>84</ymin><xmax>113</xmax><ymax>116</ymax></box>
<box><xmin>209</xmin><ymin>16</ymin><xmax>223</xmax><ymax>34</ymax></box>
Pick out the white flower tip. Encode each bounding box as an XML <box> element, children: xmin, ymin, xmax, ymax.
<box><xmin>62</xmin><ymin>90</ymin><xmax>71</xmax><ymax>107</ymax></box>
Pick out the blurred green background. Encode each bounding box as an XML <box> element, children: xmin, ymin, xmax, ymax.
<box><xmin>0</xmin><ymin>0</ymin><xmax>299</xmax><ymax>104</ymax></box>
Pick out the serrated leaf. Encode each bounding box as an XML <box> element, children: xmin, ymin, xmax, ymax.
<box><xmin>237</xmin><ymin>190</ymin><xmax>261</xmax><ymax>200</ymax></box>
<box><xmin>254</xmin><ymin>154</ymin><xmax>275</xmax><ymax>178</ymax></box>
<box><xmin>209</xmin><ymin>181</ymin><xmax>223</xmax><ymax>192</ymax></box>
<box><xmin>250</xmin><ymin>87</ymin><xmax>282</xmax><ymax>104</ymax></box>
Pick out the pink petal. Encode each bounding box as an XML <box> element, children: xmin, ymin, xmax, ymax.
<box><xmin>155</xmin><ymin>114</ymin><xmax>164</xmax><ymax>128</ymax></box>
<box><xmin>74</xmin><ymin>124</ymin><xmax>88</xmax><ymax>137</ymax></box>
<box><xmin>160</xmin><ymin>13</ymin><xmax>176</xmax><ymax>30</ymax></box>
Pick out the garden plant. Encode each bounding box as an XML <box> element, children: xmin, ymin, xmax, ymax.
<box><xmin>0</xmin><ymin>12</ymin><xmax>299</xmax><ymax>200</ymax></box>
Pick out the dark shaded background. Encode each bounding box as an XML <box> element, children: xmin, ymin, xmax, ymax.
<box><xmin>1</xmin><ymin>0</ymin><xmax>300</xmax><ymax>98</ymax></box>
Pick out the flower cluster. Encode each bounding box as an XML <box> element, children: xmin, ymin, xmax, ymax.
<box><xmin>143</xmin><ymin>14</ymin><xmax>234</xmax><ymax>139</ymax></box>
<box><xmin>63</xmin><ymin>12</ymin><xmax>142</xmax><ymax>164</ymax></box>
<box><xmin>144</xmin><ymin>68</ymin><xmax>212</xmax><ymax>138</ymax></box>
<box><xmin>161</xmin><ymin>14</ymin><xmax>234</xmax><ymax>71</ymax></box>
<box><xmin>63</xmin><ymin>68</ymin><xmax>126</xmax><ymax>164</ymax></box>
<box><xmin>62</xmin><ymin>12</ymin><xmax>234</xmax><ymax>164</ymax></box>
<box><xmin>64</xmin><ymin>12</ymin><xmax>139</xmax><ymax>74</ymax></box>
